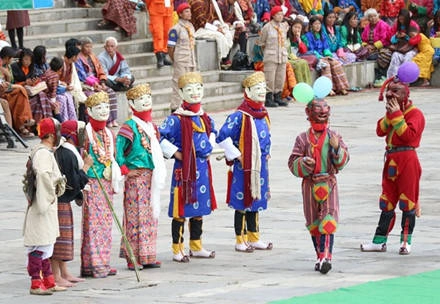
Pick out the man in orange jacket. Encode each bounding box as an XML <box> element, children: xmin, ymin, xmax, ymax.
<box><xmin>145</xmin><ymin>0</ymin><xmax>174</xmax><ymax>68</ymax></box>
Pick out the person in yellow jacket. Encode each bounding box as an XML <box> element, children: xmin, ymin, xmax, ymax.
<box><xmin>145</xmin><ymin>0</ymin><xmax>174</xmax><ymax>68</ymax></box>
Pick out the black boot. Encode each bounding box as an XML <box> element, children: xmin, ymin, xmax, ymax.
<box><xmin>162</xmin><ymin>52</ymin><xmax>173</xmax><ymax>65</ymax></box>
<box><xmin>274</xmin><ymin>92</ymin><xmax>288</xmax><ymax>106</ymax></box>
<box><xmin>156</xmin><ymin>52</ymin><xmax>164</xmax><ymax>69</ymax></box>
<box><xmin>265</xmin><ymin>92</ymin><xmax>278</xmax><ymax>108</ymax></box>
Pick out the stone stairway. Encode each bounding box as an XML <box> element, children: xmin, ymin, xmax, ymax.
<box><xmin>0</xmin><ymin>0</ymin><xmax>247</xmax><ymax>121</ymax></box>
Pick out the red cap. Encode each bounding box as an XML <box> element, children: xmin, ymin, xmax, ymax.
<box><xmin>177</xmin><ymin>2</ymin><xmax>190</xmax><ymax>14</ymax></box>
<box><xmin>37</xmin><ymin>118</ymin><xmax>57</xmax><ymax>139</ymax></box>
<box><xmin>61</xmin><ymin>120</ymin><xmax>79</xmax><ymax>145</ymax></box>
<box><xmin>271</xmin><ymin>6</ymin><xmax>283</xmax><ymax>17</ymax></box>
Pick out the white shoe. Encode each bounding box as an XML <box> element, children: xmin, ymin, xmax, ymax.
<box><xmin>189</xmin><ymin>248</ymin><xmax>215</xmax><ymax>258</ymax></box>
<box><xmin>235</xmin><ymin>243</ymin><xmax>254</xmax><ymax>253</ymax></box>
<box><xmin>172</xmin><ymin>252</ymin><xmax>190</xmax><ymax>263</ymax></box>
<box><xmin>248</xmin><ymin>240</ymin><xmax>273</xmax><ymax>250</ymax></box>
<box><xmin>399</xmin><ymin>243</ymin><xmax>411</xmax><ymax>255</ymax></box>
<box><xmin>360</xmin><ymin>242</ymin><xmax>387</xmax><ymax>252</ymax></box>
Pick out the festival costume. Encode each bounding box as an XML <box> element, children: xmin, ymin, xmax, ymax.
<box><xmin>80</xmin><ymin>92</ymin><xmax>120</xmax><ymax>277</ymax></box>
<box><xmin>288</xmin><ymin>98</ymin><xmax>349</xmax><ymax>273</ymax></box>
<box><xmin>362</xmin><ymin>76</ymin><xmax>425</xmax><ymax>255</ymax></box>
<box><xmin>24</xmin><ymin>118</ymin><xmax>66</xmax><ymax>295</ymax></box>
<box><xmin>159</xmin><ymin>72</ymin><xmax>217</xmax><ymax>261</ymax></box>
<box><xmin>217</xmin><ymin>72</ymin><xmax>273</xmax><ymax>252</ymax></box>
<box><xmin>116</xmin><ymin>84</ymin><xmax>166</xmax><ymax>268</ymax></box>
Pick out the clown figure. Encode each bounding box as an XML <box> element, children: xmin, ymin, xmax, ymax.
<box><xmin>288</xmin><ymin>96</ymin><xmax>349</xmax><ymax>274</ymax></box>
<box><xmin>116</xmin><ymin>84</ymin><xmax>166</xmax><ymax>270</ymax></box>
<box><xmin>159</xmin><ymin>72</ymin><xmax>217</xmax><ymax>263</ymax></box>
<box><xmin>216</xmin><ymin>71</ymin><xmax>274</xmax><ymax>253</ymax></box>
<box><xmin>361</xmin><ymin>67</ymin><xmax>425</xmax><ymax>255</ymax></box>
<box><xmin>81</xmin><ymin>91</ymin><xmax>121</xmax><ymax>278</ymax></box>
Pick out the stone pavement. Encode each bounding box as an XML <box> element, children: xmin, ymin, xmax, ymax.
<box><xmin>0</xmin><ymin>88</ymin><xmax>439</xmax><ymax>304</ymax></box>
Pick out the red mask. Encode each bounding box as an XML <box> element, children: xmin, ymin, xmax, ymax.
<box><xmin>306</xmin><ymin>99</ymin><xmax>330</xmax><ymax>131</ymax></box>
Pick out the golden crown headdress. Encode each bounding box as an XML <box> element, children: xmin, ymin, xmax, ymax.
<box><xmin>242</xmin><ymin>71</ymin><xmax>265</xmax><ymax>88</ymax></box>
<box><xmin>126</xmin><ymin>83</ymin><xmax>151</xmax><ymax>100</ymax></box>
<box><xmin>178</xmin><ymin>72</ymin><xmax>203</xmax><ymax>89</ymax></box>
<box><xmin>85</xmin><ymin>91</ymin><xmax>109</xmax><ymax>108</ymax></box>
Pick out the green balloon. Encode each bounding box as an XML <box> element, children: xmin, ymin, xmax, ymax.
<box><xmin>292</xmin><ymin>83</ymin><xmax>314</xmax><ymax>104</ymax></box>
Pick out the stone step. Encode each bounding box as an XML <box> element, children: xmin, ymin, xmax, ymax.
<box><xmin>27</xmin><ymin>18</ymin><xmax>102</xmax><ymax>36</ymax></box>
<box><xmin>0</xmin><ymin>8</ymin><xmax>102</xmax><ymax>23</ymax></box>
<box><xmin>150</xmin><ymin>81</ymin><xmax>243</xmax><ymax>106</ymax></box>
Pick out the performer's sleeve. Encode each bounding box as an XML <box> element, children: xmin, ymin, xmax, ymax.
<box><xmin>287</xmin><ymin>135</ymin><xmax>313</xmax><ymax>178</ymax></box>
<box><xmin>218</xmin><ymin>137</ymin><xmax>241</xmax><ymax>161</ymax></box>
<box><xmin>116</xmin><ymin>134</ymin><xmax>130</xmax><ymax>175</ymax></box>
<box><xmin>330</xmin><ymin>134</ymin><xmax>350</xmax><ymax>171</ymax></box>
<box><xmin>158</xmin><ymin>115</ymin><xmax>180</xmax><ymax>159</ymax></box>
<box><xmin>160</xmin><ymin>138</ymin><xmax>179</xmax><ymax>159</ymax></box>
<box><xmin>376</xmin><ymin>115</ymin><xmax>390</xmax><ymax>137</ymax></box>
<box><xmin>386</xmin><ymin>109</ymin><xmax>425</xmax><ymax>141</ymax></box>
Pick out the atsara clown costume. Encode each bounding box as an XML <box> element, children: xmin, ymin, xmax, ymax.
<box><xmin>288</xmin><ymin>85</ymin><xmax>349</xmax><ymax>274</ymax></box>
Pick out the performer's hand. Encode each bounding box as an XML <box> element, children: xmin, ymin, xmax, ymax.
<box><xmin>329</xmin><ymin>134</ymin><xmax>339</xmax><ymax>150</ymax></box>
<box><xmin>127</xmin><ymin>169</ymin><xmax>142</xmax><ymax>178</ymax></box>
<box><xmin>174</xmin><ymin>151</ymin><xmax>183</xmax><ymax>161</ymax></box>
<box><xmin>386</xmin><ymin>98</ymin><xmax>400</xmax><ymax>113</ymax></box>
<box><xmin>303</xmin><ymin>156</ymin><xmax>315</xmax><ymax>166</ymax></box>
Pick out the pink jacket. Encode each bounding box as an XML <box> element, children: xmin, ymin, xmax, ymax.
<box><xmin>361</xmin><ymin>19</ymin><xmax>391</xmax><ymax>47</ymax></box>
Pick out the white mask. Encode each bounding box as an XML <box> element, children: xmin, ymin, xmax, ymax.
<box><xmin>88</xmin><ymin>102</ymin><xmax>110</xmax><ymax>121</ymax></box>
<box><xmin>178</xmin><ymin>83</ymin><xmax>204</xmax><ymax>104</ymax></box>
<box><xmin>129</xmin><ymin>94</ymin><xmax>152</xmax><ymax>112</ymax></box>
<box><xmin>245</xmin><ymin>81</ymin><xmax>266</xmax><ymax>102</ymax></box>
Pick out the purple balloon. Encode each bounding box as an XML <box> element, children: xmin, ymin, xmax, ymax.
<box><xmin>397</xmin><ymin>62</ymin><xmax>420</xmax><ymax>83</ymax></box>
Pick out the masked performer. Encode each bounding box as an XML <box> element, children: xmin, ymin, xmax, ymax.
<box><xmin>116</xmin><ymin>84</ymin><xmax>166</xmax><ymax>270</ymax></box>
<box><xmin>216</xmin><ymin>71</ymin><xmax>273</xmax><ymax>253</ymax></box>
<box><xmin>159</xmin><ymin>72</ymin><xmax>217</xmax><ymax>263</ymax></box>
<box><xmin>288</xmin><ymin>96</ymin><xmax>349</xmax><ymax>274</ymax></box>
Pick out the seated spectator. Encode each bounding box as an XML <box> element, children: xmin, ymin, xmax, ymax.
<box><xmin>361</xmin><ymin>8</ymin><xmax>391</xmax><ymax>86</ymax></box>
<box><xmin>333</xmin><ymin>0</ymin><xmax>362</xmax><ymax>23</ymax></box>
<box><xmin>61</xmin><ymin>45</ymin><xmax>87</xmax><ymax>107</ymax></box>
<box><xmin>359</xmin><ymin>0</ymin><xmax>382</xmax><ymax>27</ymax></box>
<box><xmin>380</xmin><ymin>0</ymin><xmax>404</xmax><ymax>26</ymax></box>
<box><xmin>410</xmin><ymin>29</ymin><xmax>434</xmax><ymax>87</ymax></box>
<box><xmin>42</xmin><ymin>57</ymin><xmax>78</xmax><ymax>122</ymax></box>
<box><xmin>0</xmin><ymin>46</ymin><xmax>16</xmax><ymax>82</ymax></box>
<box><xmin>408</xmin><ymin>1</ymin><xmax>431</xmax><ymax>36</ymax></box>
<box><xmin>303</xmin><ymin>15</ymin><xmax>350</xmax><ymax>95</ymax></box>
<box><xmin>287</xmin><ymin>18</ymin><xmax>313</xmax><ymax>85</ymax></box>
<box><xmin>188</xmin><ymin>0</ymin><xmax>218</xmax><ymax>31</ymax></box>
<box><xmin>340</xmin><ymin>12</ymin><xmax>369</xmax><ymax>61</ymax></box>
<box><xmin>98</xmin><ymin>37</ymin><xmax>135</xmax><ymax>91</ymax></box>
<box><xmin>33</xmin><ymin>45</ymin><xmax>50</xmax><ymax>78</ymax></box>
<box><xmin>322</xmin><ymin>8</ymin><xmax>356</xmax><ymax>64</ymax></box>
<box><xmin>427</xmin><ymin>10</ymin><xmax>440</xmax><ymax>66</ymax></box>
<box><xmin>99</xmin><ymin>0</ymin><xmax>138</xmax><ymax>37</ymax></box>
<box><xmin>11</xmin><ymin>48</ymin><xmax>37</xmax><ymax>86</ymax></box>
<box><xmin>75</xmin><ymin>37</ymin><xmax>119</xmax><ymax>127</ymax></box>
<box><xmin>0</xmin><ymin>78</ymin><xmax>34</xmax><ymax>137</ymax></box>
<box><xmin>386</xmin><ymin>9</ymin><xmax>420</xmax><ymax>79</ymax></box>
<box><xmin>252</xmin><ymin>0</ymin><xmax>271</xmax><ymax>24</ymax></box>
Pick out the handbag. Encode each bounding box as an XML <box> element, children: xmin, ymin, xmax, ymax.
<box><xmin>25</xmin><ymin>81</ymin><xmax>47</xmax><ymax>97</ymax></box>
<box><xmin>389</xmin><ymin>39</ymin><xmax>415</xmax><ymax>54</ymax></box>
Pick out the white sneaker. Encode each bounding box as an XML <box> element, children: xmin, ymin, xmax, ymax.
<box><xmin>360</xmin><ymin>242</ymin><xmax>387</xmax><ymax>252</ymax></box>
<box><xmin>399</xmin><ymin>243</ymin><xmax>411</xmax><ymax>255</ymax></box>
<box><xmin>189</xmin><ymin>248</ymin><xmax>215</xmax><ymax>258</ymax></box>
<box><xmin>248</xmin><ymin>240</ymin><xmax>273</xmax><ymax>250</ymax></box>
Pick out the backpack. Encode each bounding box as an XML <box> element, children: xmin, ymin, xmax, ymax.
<box><xmin>22</xmin><ymin>155</ymin><xmax>36</xmax><ymax>206</ymax></box>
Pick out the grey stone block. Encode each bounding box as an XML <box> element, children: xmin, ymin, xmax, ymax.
<box><xmin>196</xmin><ymin>39</ymin><xmax>219</xmax><ymax>72</ymax></box>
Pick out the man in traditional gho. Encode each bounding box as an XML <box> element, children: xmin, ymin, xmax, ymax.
<box><xmin>288</xmin><ymin>97</ymin><xmax>349</xmax><ymax>274</ymax></box>
<box><xmin>81</xmin><ymin>91</ymin><xmax>121</xmax><ymax>277</ymax></box>
<box><xmin>52</xmin><ymin>121</ymin><xmax>92</xmax><ymax>287</ymax></box>
<box><xmin>116</xmin><ymin>84</ymin><xmax>166</xmax><ymax>270</ymax></box>
<box><xmin>168</xmin><ymin>2</ymin><xmax>197</xmax><ymax>112</ymax></box>
<box><xmin>216</xmin><ymin>71</ymin><xmax>273</xmax><ymax>253</ymax></box>
<box><xmin>23</xmin><ymin>118</ymin><xmax>67</xmax><ymax>295</ymax></box>
<box><xmin>159</xmin><ymin>72</ymin><xmax>217</xmax><ymax>263</ymax></box>
<box><xmin>361</xmin><ymin>68</ymin><xmax>425</xmax><ymax>255</ymax></box>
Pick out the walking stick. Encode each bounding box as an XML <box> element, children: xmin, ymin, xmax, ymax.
<box><xmin>91</xmin><ymin>166</ymin><xmax>141</xmax><ymax>282</ymax></box>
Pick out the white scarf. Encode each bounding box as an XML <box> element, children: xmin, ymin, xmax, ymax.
<box><xmin>174</xmin><ymin>106</ymin><xmax>204</xmax><ymax>117</ymax></box>
<box><xmin>131</xmin><ymin>116</ymin><xmax>167</xmax><ymax>218</ymax></box>
<box><xmin>85</xmin><ymin>123</ymin><xmax>122</xmax><ymax>193</ymax></box>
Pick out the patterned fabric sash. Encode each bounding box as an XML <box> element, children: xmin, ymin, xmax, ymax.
<box><xmin>108</xmin><ymin>51</ymin><xmax>125</xmax><ymax>76</ymax></box>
